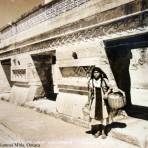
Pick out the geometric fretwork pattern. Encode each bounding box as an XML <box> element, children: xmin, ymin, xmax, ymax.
<box><xmin>0</xmin><ymin>10</ymin><xmax>148</xmax><ymax>58</ymax></box>
<box><xmin>1</xmin><ymin>0</ymin><xmax>90</xmax><ymax>40</ymax></box>
<box><xmin>60</xmin><ymin>66</ymin><xmax>95</xmax><ymax>77</ymax></box>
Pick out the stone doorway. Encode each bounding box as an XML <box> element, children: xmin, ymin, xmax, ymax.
<box><xmin>1</xmin><ymin>59</ymin><xmax>13</xmax><ymax>87</ymax></box>
<box><xmin>31</xmin><ymin>52</ymin><xmax>57</xmax><ymax>101</ymax></box>
<box><xmin>105</xmin><ymin>33</ymin><xmax>148</xmax><ymax>120</ymax></box>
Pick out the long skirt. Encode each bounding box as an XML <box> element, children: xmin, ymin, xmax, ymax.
<box><xmin>90</xmin><ymin>88</ymin><xmax>109</xmax><ymax>120</ymax></box>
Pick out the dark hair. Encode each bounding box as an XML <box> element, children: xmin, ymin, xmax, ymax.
<box><xmin>90</xmin><ymin>67</ymin><xmax>108</xmax><ymax>80</ymax></box>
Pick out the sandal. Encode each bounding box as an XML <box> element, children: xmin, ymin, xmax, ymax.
<box><xmin>101</xmin><ymin>131</ymin><xmax>107</xmax><ymax>139</ymax></box>
<box><xmin>94</xmin><ymin>131</ymin><xmax>102</xmax><ymax>138</ymax></box>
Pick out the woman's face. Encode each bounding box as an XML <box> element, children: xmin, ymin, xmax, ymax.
<box><xmin>93</xmin><ymin>70</ymin><xmax>101</xmax><ymax>79</ymax></box>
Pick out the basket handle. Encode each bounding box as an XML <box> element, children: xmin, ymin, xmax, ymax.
<box><xmin>112</xmin><ymin>88</ymin><xmax>125</xmax><ymax>97</ymax></box>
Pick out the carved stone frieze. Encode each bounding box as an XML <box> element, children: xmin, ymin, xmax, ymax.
<box><xmin>0</xmin><ymin>10</ymin><xmax>148</xmax><ymax>58</ymax></box>
<box><xmin>60</xmin><ymin>66</ymin><xmax>94</xmax><ymax>78</ymax></box>
<box><xmin>1</xmin><ymin>0</ymin><xmax>90</xmax><ymax>40</ymax></box>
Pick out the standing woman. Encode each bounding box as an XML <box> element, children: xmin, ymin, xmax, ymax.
<box><xmin>86</xmin><ymin>67</ymin><xmax>112</xmax><ymax>139</ymax></box>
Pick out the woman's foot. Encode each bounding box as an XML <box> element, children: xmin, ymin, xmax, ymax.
<box><xmin>94</xmin><ymin>131</ymin><xmax>102</xmax><ymax>138</ymax></box>
<box><xmin>101</xmin><ymin>134</ymin><xmax>107</xmax><ymax>139</ymax></box>
<box><xmin>101</xmin><ymin>130</ymin><xmax>107</xmax><ymax>139</ymax></box>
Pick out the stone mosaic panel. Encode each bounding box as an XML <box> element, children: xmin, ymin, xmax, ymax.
<box><xmin>0</xmin><ymin>10</ymin><xmax>148</xmax><ymax>58</ymax></box>
<box><xmin>11</xmin><ymin>69</ymin><xmax>27</xmax><ymax>82</ymax></box>
<box><xmin>60</xmin><ymin>66</ymin><xmax>94</xmax><ymax>77</ymax></box>
<box><xmin>1</xmin><ymin>0</ymin><xmax>90</xmax><ymax>40</ymax></box>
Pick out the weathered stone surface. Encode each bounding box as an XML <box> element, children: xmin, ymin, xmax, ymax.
<box><xmin>0</xmin><ymin>0</ymin><xmax>141</xmax><ymax>50</ymax></box>
<box><xmin>56</xmin><ymin>92</ymin><xmax>88</xmax><ymax>120</ymax></box>
<box><xmin>8</xmin><ymin>53</ymin><xmax>52</xmax><ymax>103</ymax></box>
<box><xmin>0</xmin><ymin>0</ymin><xmax>148</xmax><ymax>132</ymax></box>
<box><xmin>111</xmin><ymin>118</ymin><xmax>148</xmax><ymax>148</ymax></box>
<box><xmin>1</xmin><ymin>8</ymin><xmax>148</xmax><ymax>59</ymax></box>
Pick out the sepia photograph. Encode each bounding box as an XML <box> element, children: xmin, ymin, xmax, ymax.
<box><xmin>0</xmin><ymin>0</ymin><xmax>148</xmax><ymax>147</ymax></box>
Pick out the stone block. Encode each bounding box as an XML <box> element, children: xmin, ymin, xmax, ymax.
<box><xmin>56</xmin><ymin>92</ymin><xmax>88</xmax><ymax>121</ymax></box>
<box><xmin>9</xmin><ymin>85</ymin><xmax>30</xmax><ymax>105</ymax></box>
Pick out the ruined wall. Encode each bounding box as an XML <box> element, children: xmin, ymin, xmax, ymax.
<box><xmin>0</xmin><ymin>0</ymin><xmax>138</xmax><ymax>49</ymax></box>
<box><xmin>56</xmin><ymin>39</ymin><xmax>115</xmax><ymax>120</ymax></box>
<box><xmin>0</xmin><ymin>0</ymin><xmax>147</xmax><ymax>121</ymax></box>
<box><xmin>9</xmin><ymin>54</ymin><xmax>38</xmax><ymax>104</ymax></box>
<box><xmin>8</xmin><ymin>52</ymin><xmax>57</xmax><ymax>104</ymax></box>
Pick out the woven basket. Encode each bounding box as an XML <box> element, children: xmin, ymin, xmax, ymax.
<box><xmin>107</xmin><ymin>91</ymin><xmax>126</xmax><ymax>110</ymax></box>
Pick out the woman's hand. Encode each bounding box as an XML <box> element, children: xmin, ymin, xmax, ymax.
<box><xmin>103</xmin><ymin>87</ymin><xmax>112</xmax><ymax>100</ymax></box>
<box><xmin>103</xmin><ymin>93</ymin><xmax>108</xmax><ymax>100</ymax></box>
<box><xmin>112</xmin><ymin>87</ymin><xmax>125</xmax><ymax>97</ymax></box>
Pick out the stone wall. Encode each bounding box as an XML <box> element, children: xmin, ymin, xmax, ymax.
<box><xmin>9</xmin><ymin>52</ymin><xmax>57</xmax><ymax>104</ymax></box>
<box><xmin>55</xmin><ymin>39</ymin><xmax>115</xmax><ymax>120</ymax></box>
<box><xmin>0</xmin><ymin>0</ymin><xmax>148</xmax><ymax>121</ymax></box>
<box><xmin>0</xmin><ymin>0</ymin><xmax>139</xmax><ymax>49</ymax></box>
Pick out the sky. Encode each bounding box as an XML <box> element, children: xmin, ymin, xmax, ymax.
<box><xmin>0</xmin><ymin>0</ymin><xmax>43</xmax><ymax>28</ymax></box>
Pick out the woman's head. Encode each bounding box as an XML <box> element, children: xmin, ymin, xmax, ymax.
<box><xmin>91</xmin><ymin>67</ymin><xmax>107</xmax><ymax>80</ymax></box>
